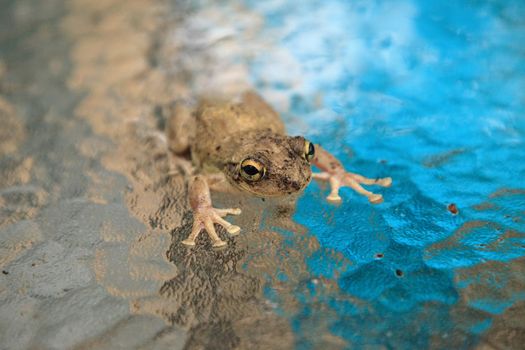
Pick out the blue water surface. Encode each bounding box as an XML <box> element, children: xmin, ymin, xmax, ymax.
<box><xmin>244</xmin><ymin>0</ymin><xmax>525</xmax><ymax>348</ymax></box>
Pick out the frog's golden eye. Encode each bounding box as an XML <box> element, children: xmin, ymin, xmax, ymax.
<box><xmin>304</xmin><ymin>141</ymin><xmax>315</xmax><ymax>162</ymax></box>
<box><xmin>240</xmin><ymin>159</ymin><xmax>265</xmax><ymax>181</ymax></box>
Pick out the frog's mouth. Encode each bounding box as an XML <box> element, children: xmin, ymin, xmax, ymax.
<box><xmin>232</xmin><ymin>174</ymin><xmax>311</xmax><ymax>198</ymax></box>
<box><xmin>234</xmin><ymin>182</ymin><xmax>286</xmax><ymax>197</ymax></box>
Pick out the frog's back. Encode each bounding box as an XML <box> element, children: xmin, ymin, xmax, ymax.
<box><xmin>192</xmin><ymin>92</ymin><xmax>285</xmax><ymax>169</ymax></box>
<box><xmin>197</xmin><ymin>92</ymin><xmax>284</xmax><ymax>136</ymax></box>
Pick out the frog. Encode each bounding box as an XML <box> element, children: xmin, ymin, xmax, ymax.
<box><xmin>167</xmin><ymin>91</ymin><xmax>392</xmax><ymax>247</ymax></box>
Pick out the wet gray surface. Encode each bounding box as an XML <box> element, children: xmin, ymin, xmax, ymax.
<box><xmin>1</xmin><ymin>0</ymin><xmax>295</xmax><ymax>349</ymax></box>
<box><xmin>0</xmin><ymin>0</ymin><xmax>187</xmax><ymax>348</ymax></box>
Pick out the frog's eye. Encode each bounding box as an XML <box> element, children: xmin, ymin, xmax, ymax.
<box><xmin>240</xmin><ymin>159</ymin><xmax>265</xmax><ymax>181</ymax></box>
<box><xmin>304</xmin><ymin>141</ymin><xmax>315</xmax><ymax>162</ymax></box>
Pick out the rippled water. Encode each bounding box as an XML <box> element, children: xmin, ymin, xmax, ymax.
<box><xmin>0</xmin><ymin>0</ymin><xmax>524</xmax><ymax>349</ymax></box>
<box><xmin>243</xmin><ymin>0</ymin><xmax>525</xmax><ymax>348</ymax></box>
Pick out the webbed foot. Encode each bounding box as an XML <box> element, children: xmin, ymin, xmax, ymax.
<box><xmin>182</xmin><ymin>207</ymin><xmax>242</xmax><ymax>247</ymax></box>
<box><xmin>313</xmin><ymin>171</ymin><xmax>391</xmax><ymax>204</ymax></box>
<box><xmin>312</xmin><ymin>145</ymin><xmax>392</xmax><ymax>204</ymax></box>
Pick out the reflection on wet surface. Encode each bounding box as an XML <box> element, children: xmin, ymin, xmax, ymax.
<box><xmin>0</xmin><ymin>0</ymin><xmax>524</xmax><ymax>349</ymax></box>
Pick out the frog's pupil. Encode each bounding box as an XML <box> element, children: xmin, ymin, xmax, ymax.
<box><xmin>243</xmin><ymin>164</ymin><xmax>259</xmax><ymax>176</ymax></box>
<box><xmin>308</xmin><ymin>143</ymin><xmax>315</xmax><ymax>156</ymax></box>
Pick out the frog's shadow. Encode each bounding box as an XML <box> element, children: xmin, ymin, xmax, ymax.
<box><xmin>159</xmin><ymin>211</ymin><xmax>260</xmax><ymax>346</ymax></box>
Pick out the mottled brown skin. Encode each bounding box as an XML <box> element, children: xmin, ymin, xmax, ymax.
<box><xmin>191</xmin><ymin>100</ymin><xmax>312</xmax><ymax>197</ymax></box>
<box><xmin>168</xmin><ymin>91</ymin><xmax>391</xmax><ymax>247</ymax></box>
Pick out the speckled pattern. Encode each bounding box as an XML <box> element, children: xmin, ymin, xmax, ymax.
<box><xmin>0</xmin><ymin>0</ymin><xmax>524</xmax><ymax>349</ymax></box>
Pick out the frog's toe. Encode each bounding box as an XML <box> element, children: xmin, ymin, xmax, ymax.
<box><xmin>212</xmin><ymin>239</ymin><xmax>227</xmax><ymax>248</ymax></box>
<box><xmin>216</xmin><ymin>208</ymin><xmax>242</xmax><ymax>217</ymax></box>
<box><xmin>226</xmin><ymin>225</ymin><xmax>241</xmax><ymax>236</ymax></box>
<box><xmin>326</xmin><ymin>193</ymin><xmax>342</xmax><ymax>203</ymax></box>
<box><xmin>213</xmin><ymin>213</ymin><xmax>241</xmax><ymax>236</ymax></box>
<box><xmin>368</xmin><ymin>194</ymin><xmax>384</xmax><ymax>204</ymax></box>
<box><xmin>377</xmin><ymin>177</ymin><xmax>392</xmax><ymax>187</ymax></box>
<box><xmin>182</xmin><ymin>239</ymin><xmax>196</xmax><ymax>246</ymax></box>
<box><xmin>312</xmin><ymin>172</ymin><xmax>331</xmax><ymax>181</ymax></box>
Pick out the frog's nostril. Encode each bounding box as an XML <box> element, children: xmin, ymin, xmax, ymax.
<box><xmin>291</xmin><ymin>180</ymin><xmax>303</xmax><ymax>191</ymax></box>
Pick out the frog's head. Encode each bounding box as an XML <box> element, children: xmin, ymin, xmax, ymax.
<box><xmin>224</xmin><ymin>134</ymin><xmax>314</xmax><ymax>197</ymax></box>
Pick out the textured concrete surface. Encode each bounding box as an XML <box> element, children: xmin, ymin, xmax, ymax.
<box><xmin>0</xmin><ymin>0</ymin><xmax>188</xmax><ymax>348</ymax></box>
<box><xmin>1</xmin><ymin>0</ymin><xmax>524</xmax><ymax>349</ymax></box>
<box><xmin>0</xmin><ymin>0</ymin><xmax>295</xmax><ymax>348</ymax></box>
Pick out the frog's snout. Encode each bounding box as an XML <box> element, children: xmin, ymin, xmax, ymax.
<box><xmin>279</xmin><ymin>165</ymin><xmax>312</xmax><ymax>194</ymax></box>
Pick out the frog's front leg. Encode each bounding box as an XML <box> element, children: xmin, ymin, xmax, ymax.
<box><xmin>312</xmin><ymin>145</ymin><xmax>392</xmax><ymax>204</ymax></box>
<box><xmin>182</xmin><ymin>175</ymin><xmax>242</xmax><ymax>247</ymax></box>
